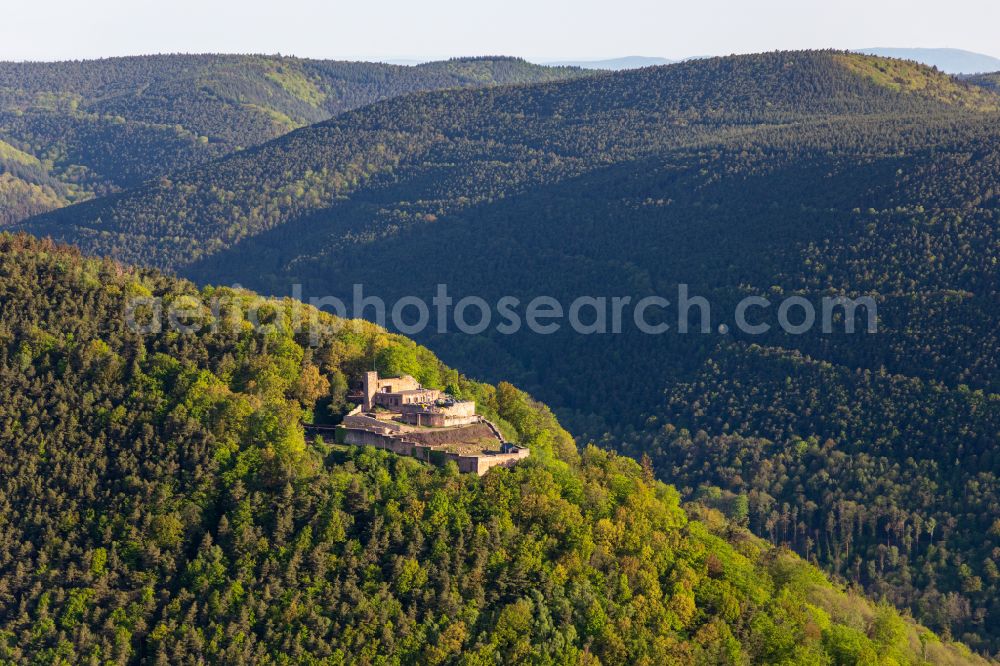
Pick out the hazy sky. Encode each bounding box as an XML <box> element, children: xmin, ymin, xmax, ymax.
<box><xmin>3</xmin><ymin>0</ymin><xmax>998</xmax><ymax>62</ymax></box>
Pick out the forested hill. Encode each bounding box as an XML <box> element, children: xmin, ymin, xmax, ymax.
<box><xmin>0</xmin><ymin>54</ymin><xmax>588</xmax><ymax>225</ymax></box>
<box><xmin>16</xmin><ymin>50</ymin><xmax>1000</xmax><ymax>653</ymax></box>
<box><xmin>19</xmin><ymin>50</ymin><xmax>999</xmax><ymax>270</ymax></box>
<box><xmin>1</xmin><ymin>232</ymin><xmax>983</xmax><ymax>664</ymax></box>
<box><xmin>965</xmin><ymin>72</ymin><xmax>1000</xmax><ymax>93</ymax></box>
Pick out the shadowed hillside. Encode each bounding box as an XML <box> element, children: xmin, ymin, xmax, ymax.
<box><xmin>21</xmin><ymin>50</ymin><xmax>999</xmax><ymax>269</ymax></box>
<box><xmin>965</xmin><ymin>72</ymin><xmax>1000</xmax><ymax>93</ymax></box>
<box><xmin>0</xmin><ymin>54</ymin><xmax>588</xmax><ymax>224</ymax></box>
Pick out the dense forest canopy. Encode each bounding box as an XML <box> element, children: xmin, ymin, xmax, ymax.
<box><xmin>11</xmin><ymin>50</ymin><xmax>1000</xmax><ymax>655</ymax></box>
<box><xmin>19</xmin><ymin>51</ymin><xmax>999</xmax><ymax>269</ymax></box>
<box><xmin>963</xmin><ymin>72</ymin><xmax>1000</xmax><ymax>93</ymax></box>
<box><xmin>0</xmin><ymin>54</ymin><xmax>589</xmax><ymax>225</ymax></box>
<box><xmin>1</xmin><ymin>232</ymin><xmax>984</xmax><ymax>664</ymax></box>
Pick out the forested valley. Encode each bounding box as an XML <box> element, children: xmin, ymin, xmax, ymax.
<box><xmin>2</xmin><ymin>232</ymin><xmax>982</xmax><ymax>663</ymax></box>
<box><xmin>9</xmin><ymin>50</ymin><xmax>1000</xmax><ymax>657</ymax></box>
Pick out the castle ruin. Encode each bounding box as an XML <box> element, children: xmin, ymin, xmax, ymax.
<box><xmin>328</xmin><ymin>371</ymin><xmax>529</xmax><ymax>475</ymax></box>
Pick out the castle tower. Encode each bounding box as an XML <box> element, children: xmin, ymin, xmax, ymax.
<box><xmin>363</xmin><ymin>370</ymin><xmax>379</xmax><ymax>411</ymax></box>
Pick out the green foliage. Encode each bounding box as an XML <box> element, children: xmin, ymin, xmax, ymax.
<box><xmin>7</xmin><ymin>47</ymin><xmax>1000</xmax><ymax>659</ymax></box>
<box><xmin>375</xmin><ymin>343</ymin><xmax>422</xmax><ymax>381</ymax></box>
<box><xmin>964</xmin><ymin>71</ymin><xmax>1000</xmax><ymax>93</ymax></box>
<box><xmin>27</xmin><ymin>49</ymin><xmax>1000</xmax><ymax>652</ymax></box>
<box><xmin>823</xmin><ymin>624</ymin><xmax>881</xmax><ymax>665</ymax></box>
<box><xmin>0</xmin><ymin>233</ymin><xmax>978</xmax><ymax>664</ymax></box>
<box><xmin>835</xmin><ymin>53</ymin><xmax>1000</xmax><ymax>109</ymax></box>
<box><xmin>0</xmin><ymin>54</ymin><xmax>589</xmax><ymax>225</ymax></box>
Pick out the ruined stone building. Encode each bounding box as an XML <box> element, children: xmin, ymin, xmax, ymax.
<box><xmin>362</xmin><ymin>371</ymin><xmax>479</xmax><ymax>427</ymax></box>
<box><xmin>326</xmin><ymin>371</ymin><xmax>530</xmax><ymax>475</ymax></box>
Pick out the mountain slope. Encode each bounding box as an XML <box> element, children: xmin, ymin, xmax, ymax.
<box><xmin>15</xmin><ymin>50</ymin><xmax>1000</xmax><ymax>652</ymax></box>
<box><xmin>1</xmin><ymin>232</ymin><xmax>983</xmax><ymax>664</ymax></box>
<box><xmin>0</xmin><ymin>54</ymin><xmax>588</xmax><ymax>224</ymax></box>
<box><xmin>20</xmin><ymin>50</ymin><xmax>998</xmax><ymax>270</ymax></box>
<box><xmin>965</xmin><ymin>72</ymin><xmax>1000</xmax><ymax>93</ymax></box>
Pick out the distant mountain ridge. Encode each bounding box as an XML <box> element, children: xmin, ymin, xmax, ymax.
<box><xmin>964</xmin><ymin>71</ymin><xmax>1000</xmax><ymax>92</ymax></box>
<box><xmin>0</xmin><ymin>54</ymin><xmax>589</xmax><ymax>225</ymax></box>
<box><xmin>543</xmin><ymin>48</ymin><xmax>1000</xmax><ymax>74</ymax></box>
<box><xmin>541</xmin><ymin>56</ymin><xmax>675</xmax><ymax>70</ymax></box>
<box><xmin>21</xmin><ymin>50</ymin><xmax>999</xmax><ymax>271</ymax></box>
<box><xmin>856</xmin><ymin>47</ymin><xmax>1000</xmax><ymax>73</ymax></box>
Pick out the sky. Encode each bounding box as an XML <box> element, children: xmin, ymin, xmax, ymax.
<box><xmin>2</xmin><ymin>0</ymin><xmax>999</xmax><ymax>62</ymax></box>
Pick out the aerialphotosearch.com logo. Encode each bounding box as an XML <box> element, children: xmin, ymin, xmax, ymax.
<box><xmin>125</xmin><ymin>283</ymin><xmax>878</xmax><ymax>341</ymax></box>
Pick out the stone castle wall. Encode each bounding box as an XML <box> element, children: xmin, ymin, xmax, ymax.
<box><xmin>342</xmin><ymin>412</ymin><xmax>408</xmax><ymax>433</ymax></box>
<box><xmin>337</xmin><ymin>425</ymin><xmax>528</xmax><ymax>476</ymax></box>
<box><xmin>399</xmin><ymin>411</ymin><xmax>480</xmax><ymax>427</ymax></box>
